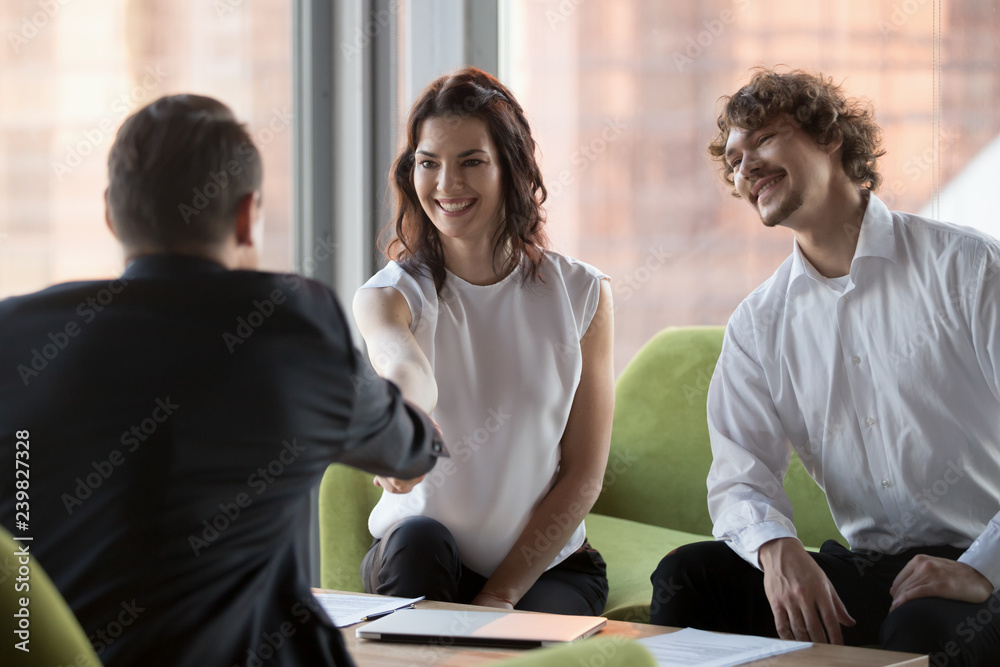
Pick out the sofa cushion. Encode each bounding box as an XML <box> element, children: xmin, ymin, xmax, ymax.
<box><xmin>592</xmin><ymin>326</ymin><xmax>844</xmax><ymax>548</ymax></box>
<box><xmin>585</xmin><ymin>512</ymin><xmax>708</xmax><ymax>623</ymax></box>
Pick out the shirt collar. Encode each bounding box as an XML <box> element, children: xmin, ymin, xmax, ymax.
<box><xmin>121</xmin><ymin>254</ymin><xmax>229</xmax><ymax>280</ymax></box>
<box><xmin>787</xmin><ymin>191</ymin><xmax>898</xmax><ymax>294</ymax></box>
<box><xmin>853</xmin><ymin>191</ymin><xmax>898</xmax><ymax>264</ymax></box>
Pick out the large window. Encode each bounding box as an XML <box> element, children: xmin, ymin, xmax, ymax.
<box><xmin>504</xmin><ymin>0</ymin><xmax>1000</xmax><ymax>374</ymax></box>
<box><xmin>6</xmin><ymin>1</ymin><xmax>999</xmax><ymax>378</ymax></box>
<box><xmin>0</xmin><ymin>0</ymin><xmax>293</xmax><ymax>298</ymax></box>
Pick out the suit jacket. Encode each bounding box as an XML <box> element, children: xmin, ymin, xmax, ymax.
<box><xmin>0</xmin><ymin>255</ymin><xmax>441</xmax><ymax>666</ymax></box>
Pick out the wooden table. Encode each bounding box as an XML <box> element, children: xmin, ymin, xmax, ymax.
<box><xmin>318</xmin><ymin>591</ymin><xmax>928</xmax><ymax>666</ymax></box>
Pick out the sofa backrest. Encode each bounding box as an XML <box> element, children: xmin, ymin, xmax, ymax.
<box><xmin>318</xmin><ymin>464</ymin><xmax>382</xmax><ymax>591</ymax></box>
<box><xmin>591</xmin><ymin>326</ymin><xmax>845</xmax><ymax>548</ymax></box>
<box><xmin>0</xmin><ymin>526</ymin><xmax>103</xmax><ymax>666</ymax></box>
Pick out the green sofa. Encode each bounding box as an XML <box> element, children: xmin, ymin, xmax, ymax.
<box><xmin>0</xmin><ymin>526</ymin><xmax>103</xmax><ymax>666</ymax></box>
<box><xmin>583</xmin><ymin>325</ymin><xmax>843</xmax><ymax>622</ymax></box>
<box><xmin>318</xmin><ymin>326</ymin><xmax>844</xmax><ymax>623</ymax></box>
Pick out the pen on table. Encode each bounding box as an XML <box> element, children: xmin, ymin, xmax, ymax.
<box><xmin>362</xmin><ymin>605</ymin><xmax>415</xmax><ymax>622</ymax></box>
<box><xmin>361</xmin><ymin>610</ymin><xmax>395</xmax><ymax>622</ymax></box>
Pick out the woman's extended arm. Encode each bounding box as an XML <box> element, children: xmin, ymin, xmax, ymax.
<box><xmin>354</xmin><ymin>286</ymin><xmax>439</xmax><ymax>492</ymax></box>
<box><xmin>472</xmin><ymin>279</ymin><xmax>615</xmax><ymax>608</ymax></box>
<box><xmin>353</xmin><ymin>286</ymin><xmax>438</xmax><ymax>414</ymax></box>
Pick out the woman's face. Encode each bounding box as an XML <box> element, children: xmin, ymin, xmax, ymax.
<box><xmin>413</xmin><ymin>115</ymin><xmax>504</xmax><ymax>249</ymax></box>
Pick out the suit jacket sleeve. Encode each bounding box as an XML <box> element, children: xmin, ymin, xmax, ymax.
<box><xmin>292</xmin><ymin>278</ymin><xmax>442</xmax><ymax>479</ymax></box>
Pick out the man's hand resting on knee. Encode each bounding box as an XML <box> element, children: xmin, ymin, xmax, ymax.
<box><xmin>759</xmin><ymin>538</ymin><xmax>856</xmax><ymax>644</ymax></box>
<box><xmin>889</xmin><ymin>555</ymin><xmax>993</xmax><ymax>611</ymax></box>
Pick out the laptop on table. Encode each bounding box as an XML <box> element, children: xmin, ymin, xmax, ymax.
<box><xmin>356</xmin><ymin>608</ymin><xmax>607</xmax><ymax>648</ymax></box>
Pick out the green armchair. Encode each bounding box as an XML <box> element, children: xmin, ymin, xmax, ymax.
<box><xmin>584</xmin><ymin>325</ymin><xmax>843</xmax><ymax>622</ymax></box>
<box><xmin>318</xmin><ymin>326</ymin><xmax>843</xmax><ymax>623</ymax></box>
<box><xmin>0</xmin><ymin>526</ymin><xmax>102</xmax><ymax>666</ymax></box>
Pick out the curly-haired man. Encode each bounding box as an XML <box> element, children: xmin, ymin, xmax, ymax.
<box><xmin>650</xmin><ymin>68</ymin><xmax>1000</xmax><ymax>667</ymax></box>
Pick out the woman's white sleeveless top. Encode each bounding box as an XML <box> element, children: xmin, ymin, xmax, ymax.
<box><xmin>359</xmin><ymin>251</ymin><xmax>607</xmax><ymax>576</ymax></box>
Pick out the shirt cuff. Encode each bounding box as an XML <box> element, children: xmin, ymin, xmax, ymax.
<box><xmin>958</xmin><ymin>519</ymin><xmax>1000</xmax><ymax>591</ymax></box>
<box><xmin>722</xmin><ymin>521</ymin><xmax>799</xmax><ymax>570</ymax></box>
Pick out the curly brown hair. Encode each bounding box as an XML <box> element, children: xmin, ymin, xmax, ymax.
<box><xmin>384</xmin><ymin>67</ymin><xmax>549</xmax><ymax>293</ymax></box>
<box><xmin>707</xmin><ymin>67</ymin><xmax>885</xmax><ymax>196</ymax></box>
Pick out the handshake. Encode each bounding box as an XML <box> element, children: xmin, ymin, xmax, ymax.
<box><xmin>375</xmin><ymin>416</ymin><xmax>445</xmax><ymax>494</ymax></box>
<box><xmin>373</xmin><ymin>475</ymin><xmax>424</xmax><ymax>494</ymax></box>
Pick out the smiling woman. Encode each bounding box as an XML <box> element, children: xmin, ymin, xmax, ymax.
<box><xmin>412</xmin><ymin>115</ymin><xmax>505</xmax><ymax>280</ymax></box>
<box><xmin>350</xmin><ymin>66</ymin><xmax>616</xmax><ymax>618</ymax></box>
<box><xmin>383</xmin><ymin>68</ymin><xmax>550</xmax><ymax>293</ymax></box>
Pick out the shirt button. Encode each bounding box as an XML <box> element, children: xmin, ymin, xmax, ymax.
<box><xmin>865</xmin><ymin>416</ymin><xmax>875</xmax><ymax>426</ymax></box>
<box><xmin>841</xmin><ymin>295</ymin><xmax>850</xmax><ymax>303</ymax></box>
<box><xmin>881</xmin><ymin>479</ymin><xmax>890</xmax><ymax>488</ymax></box>
<box><xmin>852</xmin><ymin>355</ymin><xmax>861</xmax><ymax>365</ymax></box>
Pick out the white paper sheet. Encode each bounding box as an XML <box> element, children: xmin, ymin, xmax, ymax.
<box><xmin>313</xmin><ymin>593</ymin><xmax>424</xmax><ymax>628</ymax></box>
<box><xmin>638</xmin><ymin>628</ymin><xmax>811</xmax><ymax>667</ymax></box>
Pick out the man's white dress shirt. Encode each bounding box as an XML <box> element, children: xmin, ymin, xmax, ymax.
<box><xmin>707</xmin><ymin>192</ymin><xmax>1000</xmax><ymax>589</ymax></box>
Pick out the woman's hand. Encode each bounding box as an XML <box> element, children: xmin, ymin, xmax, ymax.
<box><xmin>472</xmin><ymin>591</ymin><xmax>515</xmax><ymax>610</ymax></box>
<box><xmin>373</xmin><ymin>475</ymin><xmax>425</xmax><ymax>494</ymax></box>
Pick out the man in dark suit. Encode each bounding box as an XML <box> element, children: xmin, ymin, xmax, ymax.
<box><xmin>0</xmin><ymin>94</ymin><xmax>443</xmax><ymax>666</ymax></box>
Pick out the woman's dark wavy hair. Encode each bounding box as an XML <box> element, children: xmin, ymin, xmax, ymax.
<box><xmin>384</xmin><ymin>67</ymin><xmax>549</xmax><ymax>293</ymax></box>
<box><xmin>708</xmin><ymin>67</ymin><xmax>886</xmax><ymax>196</ymax></box>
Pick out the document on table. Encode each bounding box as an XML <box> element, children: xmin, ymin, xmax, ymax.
<box><xmin>638</xmin><ymin>628</ymin><xmax>811</xmax><ymax>667</ymax></box>
<box><xmin>313</xmin><ymin>593</ymin><xmax>425</xmax><ymax>628</ymax></box>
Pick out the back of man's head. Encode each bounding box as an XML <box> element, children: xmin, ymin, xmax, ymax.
<box><xmin>106</xmin><ymin>94</ymin><xmax>262</xmax><ymax>254</ymax></box>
